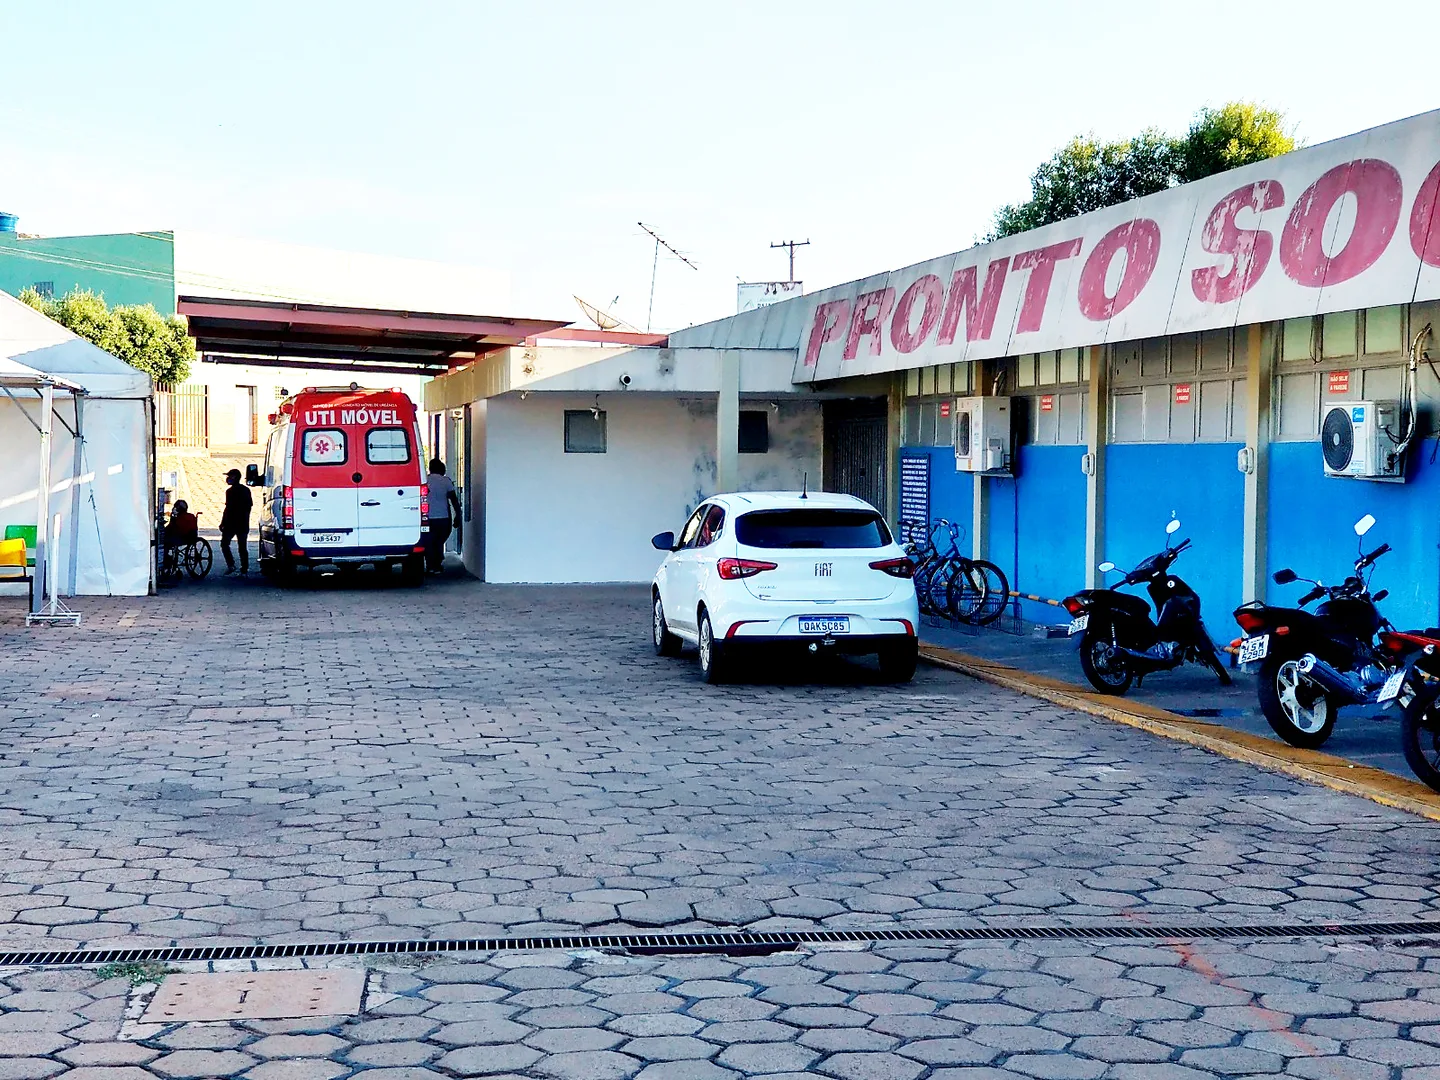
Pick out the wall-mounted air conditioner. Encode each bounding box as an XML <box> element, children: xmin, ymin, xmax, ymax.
<box><xmin>1321</xmin><ymin>400</ymin><xmax>1403</xmax><ymax>480</ymax></box>
<box><xmin>953</xmin><ymin>396</ymin><xmax>1012</xmax><ymax>473</ymax></box>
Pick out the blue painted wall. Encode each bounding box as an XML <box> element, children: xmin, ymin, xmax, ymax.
<box><xmin>902</xmin><ymin>445</ymin><xmax>973</xmax><ymax>551</ymax></box>
<box><xmin>985</xmin><ymin>446</ymin><xmax>1087</xmax><ymax>623</ymax></box>
<box><xmin>1102</xmin><ymin>443</ymin><xmax>1246</xmax><ymax>634</ymax></box>
<box><xmin>1267</xmin><ymin>439</ymin><xmax>1440</xmax><ymax>631</ymax></box>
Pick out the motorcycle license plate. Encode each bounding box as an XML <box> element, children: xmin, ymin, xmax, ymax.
<box><xmin>1377</xmin><ymin>669</ymin><xmax>1407</xmax><ymax>704</ymax></box>
<box><xmin>1237</xmin><ymin>634</ymin><xmax>1270</xmax><ymax>665</ymax></box>
<box><xmin>799</xmin><ymin>616</ymin><xmax>849</xmax><ymax>635</ymax></box>
<box><xmin>1068</xmin><ymin>615</ymin><xmax>1089</xmax><ymax>636</ymax></box>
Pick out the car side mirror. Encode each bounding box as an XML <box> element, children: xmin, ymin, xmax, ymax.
<box><xmin>651</xmin><ymin>531</ymin><xmax>676</xmax><ymax>552</ymax></box>
<box><xmin>245</xmin><ymin>463</ymin><xmax>262</xmax><ymax>486</ymax></box>
<box><xmin>1273</xmin><ymin>568</ymin><xmax>1297</xmax><ymax>584</ymax></box>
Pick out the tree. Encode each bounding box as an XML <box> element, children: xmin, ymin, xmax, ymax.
<box><xmin>1175</xmin><ymin>102</ymin><xmax>1296</xmax><ymax>185</ymax></box>
<box><xmin>987</xmin><ymin>102</ymin><xmax>1296</xmax><ymax>240</ymax></box>
<box><xmin>18</xmin><ymin>287</ymin><xmax>195</xmax><ymax>386</ymax></box>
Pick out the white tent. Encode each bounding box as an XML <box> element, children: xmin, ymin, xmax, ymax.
<box><xmin>0</xmin><ymin>290</ymin><xmax>154</xmax><ymax>603</ymax></box>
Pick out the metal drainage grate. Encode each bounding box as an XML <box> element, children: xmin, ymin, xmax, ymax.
<box><xmin>7</xmin><ymin>919</ymin><xmax>1440</xmax><ymax>969</ymax></box>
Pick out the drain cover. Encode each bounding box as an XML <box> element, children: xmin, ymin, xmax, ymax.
<box><xmin>141</xmin><ymin>969</ymin><xmax>364</xmax><ymax>1022</ymax></box>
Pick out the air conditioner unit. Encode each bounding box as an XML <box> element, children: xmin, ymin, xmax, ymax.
<box><xmin>1321</xmin><ymin>400</ymin><xmax>1403</xmax><ymax>480</ymax></box>
<box><xmin>953</xmin><ymin>396</ymin><xmax>1012</xmax><ymax>473</ymax></box>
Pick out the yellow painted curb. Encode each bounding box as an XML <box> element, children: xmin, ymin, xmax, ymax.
<box><xmin>919</xmin><ymin>643</ymin><xmax>1440</xmax><ymax>823</ymax></box>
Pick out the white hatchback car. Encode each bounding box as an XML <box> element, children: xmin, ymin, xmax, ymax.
<box><xmin>649</xmin><ymin>491</ymin><xmax>920</xmax><ymax>684</ymax></box>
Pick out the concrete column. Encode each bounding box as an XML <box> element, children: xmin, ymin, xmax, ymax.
<box><xmin>716</xmin><ymin>349</ymin><xmax>740</xmax><ymax>493</ymax></box>
<box><xmin>886</xmin><ymin>373</ymin><xmax>903</xmax><ymax>527</ymax></box>
<box><xmin>34</xmin><ymin>383</ymin><xmax>53</xmax><ymax>614</ymax></box>
<box><xmin>971</xmin><ymin>360</ymin><xmax>989</xmax><ymax>560</ymax></box>
<box><xmin>1241</xmin><ymin>322</ymin><xmax>1271</xmax><ymax>602</ymax></box>
<box><xmin>1084</xmin><ymin>344</ymin><xmax>1108</xmax><ymax>588</ymax></box>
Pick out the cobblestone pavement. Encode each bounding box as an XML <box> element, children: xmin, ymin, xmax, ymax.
<box><xmin>9</xmin><ymin>937</ymin><xmax>1440</xmax><ymax>1078</ymax></box>
<box><xmin>5</xmin><ymin>578</ymin><xmax>1440</xmax><ymax>1073</ymax></box>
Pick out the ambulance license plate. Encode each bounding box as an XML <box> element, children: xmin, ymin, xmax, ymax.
<box><xmin>1377</xmin><ymin>669</ymin><xmax>1407</xmax><ymax>704</ymax></box>
<box><xmin>309</xmin><ymin>532</ymin><xmax>345</xmax><ymax>544</ymax></box>
<box><xmin>799</xmin><ymin>616</ymin><xmax>849</xmax><ymax>635</ymax></box>
<box><xmin>1238</xmin><ymin>634</ymin><xmax>1270</xmax><ymax>665</ymax></box>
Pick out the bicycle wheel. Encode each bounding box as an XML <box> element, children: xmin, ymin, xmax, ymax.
<box><xmin>947</xmin><ymin>560</ymin><xmax>986</xmax><ymax>623</ymax></box>
<box><xmin>924</xmin><ymin>560</ymin><xmax>959</xmax><ymax>618</ymax></box>
<box><xmin>972</xmin><ymin>560</ymin><xmax>1010</xmax><ymax>625</ymax></box>
<box><xmin>186</xmin><ymin>538</ymin><xmax>213</xmax><ymax>579</ymax></box>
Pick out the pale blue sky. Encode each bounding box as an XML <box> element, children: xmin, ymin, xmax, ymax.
<box><xmin>1</xmin><ymin>1</ymin><xmax>1434</xmax><ymax>329</ymax></box>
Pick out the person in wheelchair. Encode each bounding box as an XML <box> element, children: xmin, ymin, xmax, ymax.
<box><xmin>165</xmin><ymin>500</ymin><xmax>199</xmax><ymax>553</ymax></box>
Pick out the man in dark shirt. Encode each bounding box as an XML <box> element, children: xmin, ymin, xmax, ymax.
<box><xmin>220</xmin><ymin>468</ymin><xmax>253</xmax><ymax>576</ymax></box>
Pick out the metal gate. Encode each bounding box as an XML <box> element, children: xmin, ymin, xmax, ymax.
<box><xmin>156</xmin><ymin>385</ymin><xmax>208</xmax><ymax>448</ymax></box>
<box><xmin>827</xmin><ymin>411</ymin><xmax>887</xmax><ymax>512</ymax></box>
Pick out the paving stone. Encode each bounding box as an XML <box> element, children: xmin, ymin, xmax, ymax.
<box><xmin>623</xmin><ymin>1037</ymin><xmax>716</xmax><ymax>1061</ymax></box>
<box><xmin>436</xmin><ymin>1046</ymin><xmax>545</xmax><ymax>1076</ymax></box>
<box><xmin>244</xmin><ymin>1062</ymin><xmax>348</xmax><ymax>1080</ymax></box>
<box><xmin>150</xmin><ymin>1050</ymin><xmax>258</xmax><ymax>1077</ymax></box>
<box><xmin>246</xmin><ymin>1034</ymin><xmax>346</xmax><ymax>1059</ymax></box>
<box><xmin>633</xmin><ymin>1065</ymin><xmax>739</xmax><ymax>1080</ymax></box>
<box><xmin>817</xmin><ymin>1052</ymin><xmax>926</xmax><ymax>1080</ymax></box>
<box><xmin>533</xmin><ymin>1050</ymin><xmax>641</xmax><ymax>1079</ymax></box>
<box><xmin>431</xmin><ymin>1018</ymin><xmax>532</xmax><ymax>1045</ymax></box>
<box><xmin>715</xmin><ymin>1042</ymin><xmax>820</xmax><ymax>1073</ymax></box>
<box><xmin>57</xmin><ymin>1045</ymin><xmax>159</xmax><ymax>1067</ymax></box>
<box><xmin>527</xmin><ymin>1028</ymin><xmax>626</xmax><ymax>1053</ymax></box>
<box><xmin>344</xmin><ymin>1042</ymin><xmax>441</xmax><ymax>1067</ymax></box>
<box><xmin>0</xmin><ymin>1033</ymin><xmax>72</xmax><ymax>1057</ymax></box>
<box><xmin>0</xmin><ymin>1062</ymin><xmax>64</xmax><ymax>1080</ymax></box>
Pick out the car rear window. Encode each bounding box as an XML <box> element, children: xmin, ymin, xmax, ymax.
<box><xmin>734</xmin><ymin>509</ymin><xmax>892</xmax><ymax>549</ymax></box>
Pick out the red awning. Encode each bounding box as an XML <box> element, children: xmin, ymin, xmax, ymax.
<box><xmin>177</xmin><ymin>296</ymin><xmax>569</xmax><ymax>376</ymax></box>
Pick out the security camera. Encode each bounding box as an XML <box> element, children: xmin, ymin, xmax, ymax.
<box><xmin>619</xmin><ymin>373</ymin><xmax>632</xmax><ymax>388</ymax></box>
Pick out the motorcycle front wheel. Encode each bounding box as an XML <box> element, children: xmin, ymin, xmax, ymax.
<box><xmin>1401</xmin><ymin>694</ymin><xmax>1440</xmax><ymax>793</ymax></box>
<box><xmin>1258</xmin><ymin>654</ymin><xmax>1337</xmax><ymax>748</ymax></box>
<box><xmin>1079</xmin><ymin>624</ymin><xmax>1133</xmax><ymax>695</ymax></box>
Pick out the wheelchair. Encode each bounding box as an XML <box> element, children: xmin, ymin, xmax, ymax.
<box><xmin>158</xmin><ymin>517</ymin><xmax>213</xmax><ymax>584</ymax></box>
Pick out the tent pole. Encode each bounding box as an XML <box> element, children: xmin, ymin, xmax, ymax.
<box><xmin>33</xmin><ymin>384</ymin><xmax>53</xmax><ymax>614</ymax></box>
<box><xmin>67</xmin><ymin>395</ymin><xmax>84</xmax><ymax>597</ymax></box>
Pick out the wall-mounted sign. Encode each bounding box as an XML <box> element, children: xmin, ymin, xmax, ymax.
<box><xmin>1040</xmin><ymin>394</ymin><xmax>1054</xmax><ymax>412</ymax></box>
<box><xmin>1328</xmin><ymin>370</ymin><xmax>1351</xmax><ymax>394</ymax></box>
<box><xmin>1174</xmin><ymin>384</ymin><xmax>1192</xmax><ymax>405</ymax></box>
<box><xmin>899</xmin><ymin>454</ymin><xmax>930</xmax><ymax>543</ymax></box>
<box><xmin>939</xmin><ymin>401</ymin><xmax>951</xmax><ymax>418</ymax></box>
<box><xmin>787</xmin><ymin>108</ymin><xmax>1440</xmax><ymax>386</ymax></box>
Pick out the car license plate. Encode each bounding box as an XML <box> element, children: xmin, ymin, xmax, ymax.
<box><xmin>1238</xmin><ymin>634</ymin><xmax>1270</xmax><ymax>665</ymax></box>
<box><xmin>1068</xmin><ymin>614</ymin><xmax>1089</xmax><ymax>636</ymax></box>
<box><xmin>1378</xmin><ymin>669</ymin><xmax>1407</xmax><ymax>704</ymax></box>
<box><xmin>309</xmin><ymin>532</ymin><xmax>346</xmax><ymax>544</ymax></box>
<box><xmin>799</xmin><ymin>616</ymin><xmax>849</xmax><ymax>635</ymax></box>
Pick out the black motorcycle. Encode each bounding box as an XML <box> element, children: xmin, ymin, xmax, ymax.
<box><xmin>1062</xmin><ymin>519</ymin><xmax>1232</xmax><ymax>696</ymax></box>
<box><xmin>1232</xmin><ymin>514</ymin><xmax>1394</xmax><ymax>749</ymax></box>
<box><xmin>1379</xmin><ymin>638</ymin><xmax>1440</xmax><ymax>792</ymax></box>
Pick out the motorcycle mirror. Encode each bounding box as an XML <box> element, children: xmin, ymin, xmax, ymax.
<box><xmin>1355</xmin><ymin>514</ymin><xmax>1376</xmax><ymax>537</ymax></box>
<box><xmin>1165</xmin><ymin>519</ymin><xmax>1182</xmax><ymax>535</ymax></box>
<box><xmin>1097</xmin><ymin>561</ymin><xmax>1117</xmax><ymax>573</ymax></box>
<box><xmin>1272</xmin><ymin>568</ymin><xmax>1297</xmax><ymax>584</ymax></box>
<box><xmin>1374</xmin><ymin>588</ymin><xmax>1390</xmax><ymax>603</ymax></box>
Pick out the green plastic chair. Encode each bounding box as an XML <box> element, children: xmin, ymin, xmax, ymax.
<box><xmin>3</xmin><ymin>525</ymin><xmax>37</xmax><ymax>567</ymax></box>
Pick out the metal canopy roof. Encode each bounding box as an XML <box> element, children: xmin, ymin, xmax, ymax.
<box><xmin>177</xmin><ymin>296</ymin><xmax>569</xmax><ymax>376</ymax></box>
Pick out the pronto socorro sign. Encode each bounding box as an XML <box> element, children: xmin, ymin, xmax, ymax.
<box><xmin>793</xmin><ymin>108</ymin><xmax>1440</xmax><ymax>383</ymax></box>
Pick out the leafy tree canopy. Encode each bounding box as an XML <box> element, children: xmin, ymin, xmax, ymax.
<box><xmin>988</xmin><ymin>102</ymin><xmax>1297</xmax><ymax>240</ymax></box>
<box><xmin>18</xmin><ymin>287</ymin><xmax>195</xmax><ymax>386</ymax></box>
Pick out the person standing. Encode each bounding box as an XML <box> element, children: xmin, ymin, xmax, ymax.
<box><xmin>220</xmin><ymin>468</ymin><xmax>253</xmax><ymax>576</ymax></box>
<box><xmin>425</xmin><ymin>459</ymin><xmax>461</xmax><ymax>574</ymax></box>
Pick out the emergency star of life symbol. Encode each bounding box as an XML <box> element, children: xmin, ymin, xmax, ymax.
<box><xmin>313</xmin><ymin>437</ymin><xmax>333</xmax><ymax>455</ymax></box>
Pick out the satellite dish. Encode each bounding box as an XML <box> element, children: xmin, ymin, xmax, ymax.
<box><xmin>574</xmin><ymin>296</ymin><xmax>639</xmax><ymax>333</ymax></box>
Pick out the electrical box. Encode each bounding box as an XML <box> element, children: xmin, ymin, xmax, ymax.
<box><xmin>953</xmin><ymin>396</ymin><xmax>1012</xmax><ymax>473</ymax></box>
<box><xmin>1321</xmin><ymin>400</ymin><xmax>1403</xmax><ymax>480</ymax></box>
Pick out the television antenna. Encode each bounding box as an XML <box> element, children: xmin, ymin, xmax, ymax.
<box><xmin>573</xmin><ymin>295</ymin><xmax>639</xmax><ymax>333</ymax></box>
<box><xmin>770</xmin><ymin>238</ymin><xmax>810</xmax><ymax>283</ymax></box>
<box><xmin>639</xmin><ymin>222</ymin><xmax>697</xmax><ymax>332</ymax></box>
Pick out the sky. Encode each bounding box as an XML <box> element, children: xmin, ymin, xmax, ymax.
<box><xmin>1</xmin><ymin>1</ymin><xmax>1436</xmax><ymax>331</ymax></box>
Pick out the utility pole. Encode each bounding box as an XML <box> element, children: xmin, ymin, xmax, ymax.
<box><xmin>638</xmin><ymin>222</ymin><xmax>697</xmax><ymax>332</ymax></box>
<box><xmin>770</xmin><ymin>239</ymin><xmax>810</xmax><ymax>283</ymax></box>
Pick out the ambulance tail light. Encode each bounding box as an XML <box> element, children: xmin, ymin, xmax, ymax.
<box><xmin>281</xmin><ymin>486</ymin><xmax>294</xmax><ymax>530</ymax></box>
<box><xmin>420</xmin><ymin>484</ymin><xmax>430</xmax><ymax>520</ymax></box>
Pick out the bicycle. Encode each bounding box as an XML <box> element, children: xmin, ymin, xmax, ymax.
<box><xmin>903</xmin><ymin>519</ymin><xmax>966</xmax><ymax>618</ymax></box>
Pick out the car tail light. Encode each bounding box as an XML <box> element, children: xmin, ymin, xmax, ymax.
<box><xmin>717</xmin><ymin>558</ymin><xmax>777</xmax><ymax>580</ymax></box>
<box><xmin>420</xmin><ymin>483</ymin><xmax>430</xmax><ymax>520</ymax></box>
<box><xmin>869</xmin><ymin>557</ymin><xmax>914</xmax><ymax>579</ymax></box>
<box><xmin>1063</xmin><ymin>597</ymin><xmax>1085</xmax><ymax>616</ymax></box>
<box><xmin>281</xmin><ymin>485</ymin><xmax>294</xmax><ymax>530</ymax></box>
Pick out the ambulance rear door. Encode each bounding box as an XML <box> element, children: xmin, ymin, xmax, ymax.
<box><xmin>354</xmin><ymin>421</ymin><xmax>423</xmax><ymax>551</ymax></box>
<box><xmin>292</xmin><ymin>424</ymin><xmax>361</xmax><ymax>552</ymax></box>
